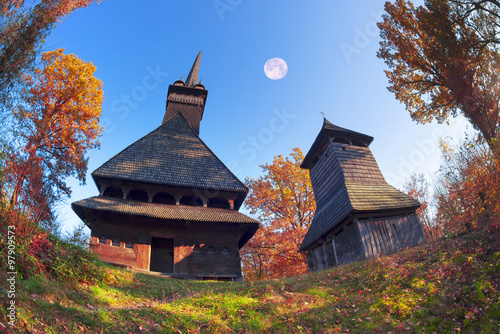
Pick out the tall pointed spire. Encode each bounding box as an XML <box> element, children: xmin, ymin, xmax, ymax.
<box><xmin>162</xmin><ymin>51</ymin><xmax>208</xmax><ymax>134</ymax></box>
<box><xmin>185</xmin><ymin>51</ymin><xmax>201</xmax><ymax>87</ymax></box>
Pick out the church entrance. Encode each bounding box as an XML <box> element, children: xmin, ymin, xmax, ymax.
<box><xmin>150</xmin><ymin>237</ymin><xmax>174</xmax><ymax>273</ymax></box>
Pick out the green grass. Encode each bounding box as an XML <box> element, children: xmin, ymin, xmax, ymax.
<box><xmin>1</xmin><ymin>230</ymin><xmax>500</xmax><ymax>333</ymax></box>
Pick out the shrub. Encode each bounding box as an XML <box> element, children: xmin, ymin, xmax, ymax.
<box><xmin>0</xmin><ymin>200</ymin><xmax>105</xmax><ymax>283</ymax></box>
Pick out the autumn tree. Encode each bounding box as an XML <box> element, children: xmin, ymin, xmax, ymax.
<box><xmin>241</xmin><ymin>148</ymin><xmax>315</xmax><ymax>280</ymax></box>
<box><xmin>434</xmin><ymin>135</ymin><xmax>500</xmax><ymax>233</ymax></box>
<box><xmin>402</xmin><ymin>173</ymin><xmax>440</xmax><ymax>239</ymax></box>
<box><xmin>450</xmin><ymin>0</ymin><xmax>500</xmax><ymax>33</ymax></box>
<box><xmin>378</xmin><ymin>0</ymin><xmax>500</xmax><ymax>150</ymax></box>
<box><xmin>4</xmin><ymin>48</ymin><xmax>103</xmax><ymax>224</ymax></box>
<box><xmin>0</xmin><ymin>0</ymin><xmax>100</xmax><ymax>98</ymax></box>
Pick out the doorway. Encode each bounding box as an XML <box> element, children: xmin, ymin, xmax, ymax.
<box><xmin>150</xmin><ymin>237</ymin><xmax>174</xmax><ymax>273</ymax></box>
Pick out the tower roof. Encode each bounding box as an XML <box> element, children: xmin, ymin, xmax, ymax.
<box><xmin>185</xmin><ymin>51</ymin><xmax>201</xmax><ymax>87</ymax></box>
<box><xmin>92</xmin><ymin>113</ymin><xmax>248</xmax><ymax>195</ymax></box>
<box><xmin>301</xmin><ymin>118</ymin><xmax>374</xmax><ymax>169</ymax></box>
<box><xmin>299</xmin><ymin>120</ymin><xmax>420</xmax><ymax>251</ymax></box>
<box><xmin>162</xmin><ymin>52</ymin><xmax>207</xmax><ymax>135</ymax></box>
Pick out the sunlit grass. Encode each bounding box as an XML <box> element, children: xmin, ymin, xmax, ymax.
<box><xmin>2</xmin><ymin>230</ymin><xmax>500</xmax><ymax>333</ymax></box>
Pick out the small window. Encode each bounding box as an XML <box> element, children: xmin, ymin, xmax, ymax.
<box><xmin>207</xmin><ymin>198</ymin><xmax>230</xmax><ymax>209</ymax></box>
<box><xmin>221</xmin><ymin>247</ymin><xmax>230</xmax><ymax>257</ymax></box>
<box><xmin>207</xmin><ymin>246</ymin><xmax>216</xmax><ymax>257</ymax></box>
<box><xmin>152</xmin><ymin>192</ymin><xmax>176</xmax><ymax>205</ymax></box>
<box><xmin>103</xmin><ymin>186</ymin><xmax>124</xmax><ymax>199</ymax></box>
<box><xmin>112</xmin><ymin>237</ymin><xmax>120</xmax><ymax>247</ymax></box>
<box><xmin>351</xmin><ymin>139</ymin><xmax>365</xmax><ymax>147</ymax></box>
<box><xmin>333</xmin><ymin>137</ymin><xmax>349</xmax><ymax>144</ymax></box>
<box><xmin>99</xmin><ymin>235</ymin><xmax>106</xmax><ymax>244</ymax></box>
<box><xmin>193</xmin><ymin>245</ymin><xmax>202</xmax><ymax>255</ymax></box>
<box><xmin>125</xmin><ymin>240</ymin><xmax>134</xmax><ymax>249</ymax></box>
<box><xmin>180</xmin><ymin>195</ymin><xmax>203</xmax><ymax>206</ymax></box>
<box><xmin>126</xmin><ymin>189</ymin><xmax>149</xmax><ymax>202</ymax></box>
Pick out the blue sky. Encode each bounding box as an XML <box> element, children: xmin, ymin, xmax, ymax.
<box><xmin>46</xmin><ymin>0</ymin><xmax>469</xmax><ymax>233</ymax></box>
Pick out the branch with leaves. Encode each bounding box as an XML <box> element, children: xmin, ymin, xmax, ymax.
<box><xmin>4</xmin><ymin>49</ymin><xmax>103</xmax><ymax>224</ymax></box>
<box><xmin>241</xmin><ymin>148</ymin><xmax>315</xmax><ymax>279</ymax></box>
<box><xmin>378</xmin><ymin>0</ymin><xmax>500</xmax><ymax>150</ymax></box>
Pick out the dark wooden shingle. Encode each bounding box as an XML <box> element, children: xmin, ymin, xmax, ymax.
<box><xmin>92</xmin><ymin>113</ymin><xmax>248</xmax><ymax>193</ymax></box>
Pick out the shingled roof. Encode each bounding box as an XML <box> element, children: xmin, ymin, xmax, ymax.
<box><xmin>72</xmin><ymin>196</ymin><xmax>258</xmax><ymax>224</ymax></box>
<box><xmin>72</xmin><ymin>196</ymin><xmax>259</xmax><ymax>248</ymax></box>
<box><xmin>301</xmin><ymin>118</ymin><xmax>374</xmax><ymax>169</ymax></box>
<box><xmin>300</xmin><ymin>120</ymin><xmax>420</xmax><ymax>251</ymax></box>
<box><xmin>92</xmin><ymin>113</ymin><xmax>248</xmax><ymax>193</ymax></box>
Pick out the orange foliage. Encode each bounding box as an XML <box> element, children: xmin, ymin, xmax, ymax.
<box><xmin>6</xmin><ymin>49</ymin><xmax>103</xmax><ymax>222</ymax></box>
<box><xmin>435</xmin><ymin>136</ymin><xmax>500</xmax><ymax>233</ymax></box>
<box><xmin>241</xmin><ymin>148</ymin><xmax>315</xmax><ymax>280</ymax></box>
<box><xmin>1</xmin><ymin>0</ymin><xmax>98</xmax><ymax>22</ymax></box>
<box><xmin>378</xmin><ymin>0</ymin><xmax>500</xmax><ymax>148</ymax></box>
<box><xmin>0</xmin><ymin>0</ymin><xmax>100</xmax><ymax>92</ymax></box>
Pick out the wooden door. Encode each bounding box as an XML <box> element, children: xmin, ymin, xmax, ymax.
<box><xmin>150</xmin><ymin>237</ymin><xmax>174</xmax><ymax>273</ymax></box>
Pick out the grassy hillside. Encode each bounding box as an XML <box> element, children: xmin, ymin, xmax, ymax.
<box><xmin>1</xmin><ymin>230</ymin><xmax>499</xmax><ymax>334</ymax></box>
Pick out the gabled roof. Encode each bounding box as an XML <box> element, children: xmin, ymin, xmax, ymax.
<box><xmin>92</xmin><ymin>113</ymin><xmax>248</xmax><ymax>193</ymax></box>
<box><xmin>301</xmin><ymin>118</ymin><xmax>374</xmax><ymax>169</ymax></box>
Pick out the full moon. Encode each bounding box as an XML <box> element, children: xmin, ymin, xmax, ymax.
<box><xmin>264</xmin><ymin>58</ymin><xmax>288</xmax><ymax>80</ymax></box>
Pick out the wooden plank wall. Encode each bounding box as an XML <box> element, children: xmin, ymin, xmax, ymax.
<box><xmin>358</xmin><ymin>214</ymin><xmax>426</xmax><ymax>260</ymax></box>
<box><xmin>309</xmin><ymin>220</ymin><xmax>366</xmax><ymax>272</ymax></box>
<box><xmin>308</xmin><ymin>239</ymin><xmax>334</xmax><ymax>272</ymax></box>
<box><xmin>332</xmin><ymin>221</ymin><xmax>365</xmax><ymax>265</ymax></box>
<box><xmin>306</xmin><ymin>251</ymin><xmax>318</xmax><ymax>272</ymax></box>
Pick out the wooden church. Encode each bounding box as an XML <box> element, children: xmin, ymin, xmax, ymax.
<box><xmin>72</xmin><ymin>53</ymin><xmax>259</xmax><ymax>280</ymax></box>
<box><xmin>300</xmin><ymin>119</ymin><xmax>426</xmax><ymax>272</ymax></box>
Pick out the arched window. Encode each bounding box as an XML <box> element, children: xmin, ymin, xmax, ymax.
<box><xmin>112</xmin><ymin>237</ymin><xmax>120</xmax><ymax>247</ymax></box>
<box><xmin>221</xmin><ymin>247</ymin><xmax>230</xmax><ymax>257</ymax></box>
<box><xmin>206</xmin><ymin>246</ymin><xmax>216</xmax><ymax>257</ymax></box>
<box><xmin>103</xmin><ymin>186</ymin><xmax>124</xmax><ymax>199</ymax></box>
<box><xmin>99</xmin><ymin>235</ymin><xmax>106</xmax><ymax>244</ymax></box>
<box><xmin>152</xmin><ymin>192</ymin><xmax>176</xmax><ymax>205</ymax></box>
<box><xmin>180</xmin><ymin>195</ymin><xmax>203</xmax><ymax>206</ymax></box>
<box><xmin>126</xmin><ymin>189</ymin><xmax>149</xmax><ymax>202</ymax></box>
<box><xmin>193</xmin><ymin>245</ymin><xmax>202</xmax><ymax>256</ymax></box>
<box><xmin>207</xmin><ymin>198</ymin><xmax>230</xmax><ymax>209</ymax></box>
<box><xmin>125</xmin><ymin>240</ymin><xmax>134</xmax><ymax>249</ymax></box>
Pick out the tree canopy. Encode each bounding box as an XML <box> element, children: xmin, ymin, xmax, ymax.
<box><xmin>378</xmin><ymin>0</ymin><xmax>500</xmax><ymax>149</ymax></box>
<box><xmin>0</xmin><ymin>0</ymin><xmax>99</xmax><ymax>107</ymax></box>
<box><xmin>241</xmin><ymin>148</ymin><xmax>315</xmax><ymax>279</ymax></box>
<box><xmin>4</xmin><ymin>48</ymin><xmax>103</xmax><ymax>223</ymax></box>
